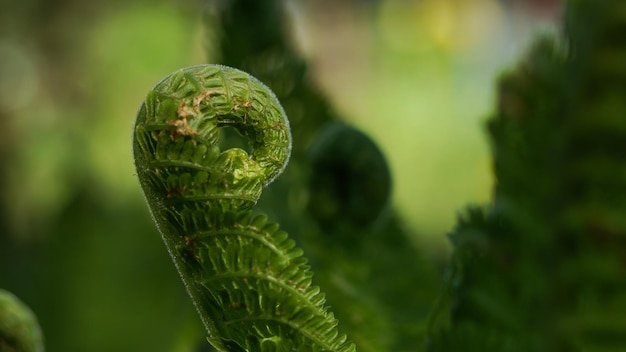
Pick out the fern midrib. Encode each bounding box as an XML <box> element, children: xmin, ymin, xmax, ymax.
<box><xmin>195</xmin><ymin>229</ymin><xmax>286</xmax><ymax>256</ymax></box>
<box><xmin>203</xmin><ymin>270</ymin><xmax>319</xmax><ymax>307</ymax></box>
<box><xmin>224</xmin><ymin>315</ymin><xmax>344</xmax><ymax>351</ymax></box>
<box><xmin>148</xmin><ymin>160</ymin><xmax>216</xmax><ymax>171</ymax></box>
<box><xmin>166</xmin><ymin>194</ymin><xmax>259</xmax><ymax>203</ymax></box>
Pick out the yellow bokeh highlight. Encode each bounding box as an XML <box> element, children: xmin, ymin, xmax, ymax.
<box><xmin>379</xmin><ymin>0</ymin><xmax>505</xmax><ymax>53</ymax></box>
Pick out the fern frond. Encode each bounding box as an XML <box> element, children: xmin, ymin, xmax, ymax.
<box><xmin>0</xmin><ymin>289</ymin><xmax>44</xmax><ymax>352</ymax></box>
<box><xmin>190</xmin><ymin>212</ymin><xmax>353</xmax><ymax>352</ymax></box>
<box><xmin>429</xmin><ymin>1</ymin><xmax>626</xmax><ymax>350</ymax></box>
<box><xmin>134</xmin><ymin>64</ymin><xmax>355</xmax><ymax>351</ymax></box>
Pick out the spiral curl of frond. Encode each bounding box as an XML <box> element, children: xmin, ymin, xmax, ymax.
<box><xmin>133</xmin><ymin>65</ymin><xmax>355</xmax><ymax>352</ymax></box>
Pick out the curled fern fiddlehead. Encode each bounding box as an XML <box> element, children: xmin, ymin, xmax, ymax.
<box><xmin>133</xmin><ymin>64</ymin><xmax>355</xmax><ymax>352</ymax></box>
<box><xmin>0</xmin><ymin>289</ymin><xmax>44</xmax><ymax>352</ymax></box>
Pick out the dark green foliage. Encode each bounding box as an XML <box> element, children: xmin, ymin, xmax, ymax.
<box><xmin>308</xmin><ymin>122</ymin><xmax>392</xmax><ymax>231</ymax></box>
<box><xmin>429</xmin><ymin>1</ymin><xmax>626</xmax><ymax>350</ymax></box>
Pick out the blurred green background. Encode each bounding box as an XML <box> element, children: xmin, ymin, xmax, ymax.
<box><xmin>0</xmin><ymin>0</ymin><xmax>558</xmax><ymax>351</ymax></box>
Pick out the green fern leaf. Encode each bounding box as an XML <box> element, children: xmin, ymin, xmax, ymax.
<box><xmin>133</xmin><ymin>64</ymin><xmax>355</xmax><ymax>352</ymax></box>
